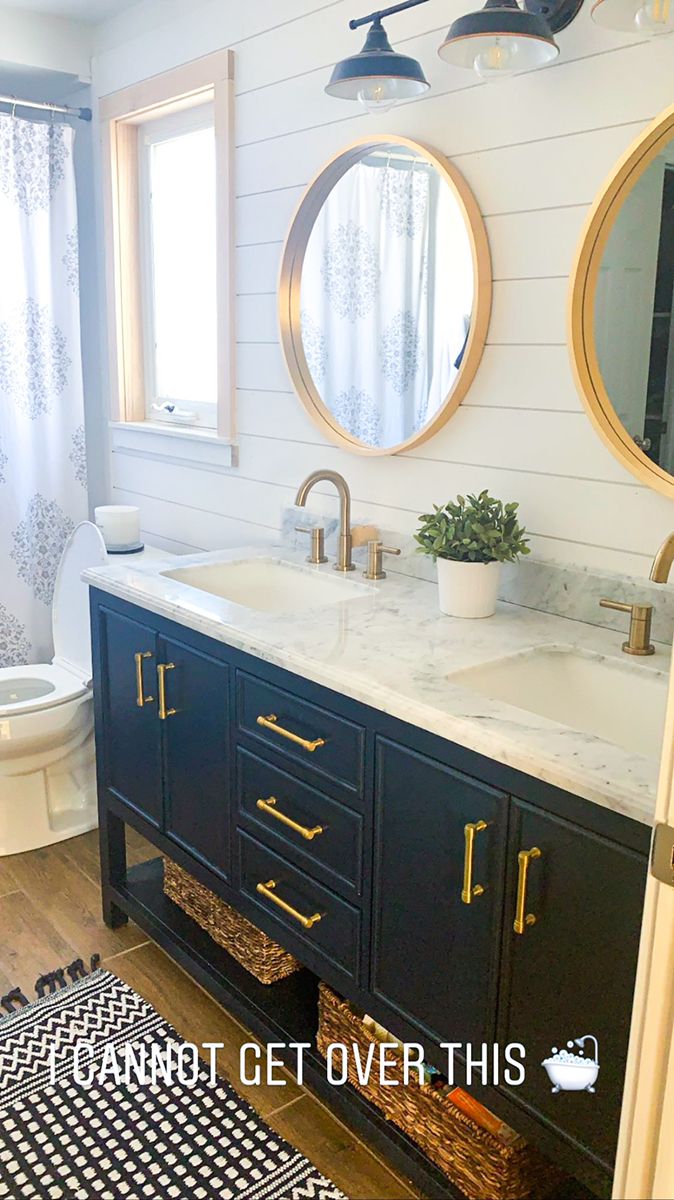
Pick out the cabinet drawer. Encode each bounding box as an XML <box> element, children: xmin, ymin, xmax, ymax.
<box><xmin>237</xmin><ymin>670</ymin><xmax>365</xmax><ymax>794</ymax></box>
<box><xmin>238</xmin><ymin>831</ymin><xmax>360</xmax><ymax>980</ymax></box>
<box><xmin>237</xmin><ymin>750</ymin><xmax>363</xmax><ymax>895</ymax></box>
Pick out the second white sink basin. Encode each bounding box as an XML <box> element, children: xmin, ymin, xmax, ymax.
<box><xmin>161</xmin><ymin>556</ymin><xmax>371</xmax><ymax>614</ymax></box>
<box><xmin>449</xmin><ymin>644</ymin><xmax>668</xmax><ymax>759</ymax></box>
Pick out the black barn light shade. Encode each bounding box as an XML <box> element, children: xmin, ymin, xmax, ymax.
<box><xmin>325</xmin><ymin>2</ymin><xmax>430</xmax><ymax>111</ymax></box>
<box><xmin>438</xmin><ymin>0</ymin><xmax>559</xmax><ymax>77</ymax></box>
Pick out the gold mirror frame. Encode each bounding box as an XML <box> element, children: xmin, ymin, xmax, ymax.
<box><xmin>278</xmin><ymin>135</ymin><xmax>492</xmax><ymax>457</ymax></box>
<box><xmin>570</xmin><ymin>103</ymin><xmax>674</xmax><ymax>498</ymax></box>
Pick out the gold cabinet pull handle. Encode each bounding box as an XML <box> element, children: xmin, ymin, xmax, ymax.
<box><xmin>157</xmin><ymin>663</ymin><xmax>176</xmax><ymax>720</ymax></box>
<box><xmin>256</xmin><ymin>796</ymin><xmax>324</xmax><ymax>841</ymax></box>
<box><xmin>256</xmin><ymin>879</ymin><xmax>322</xmax><ymax>929</ymax></box>
<box><xmin>256</xmin><ymin>713</ymin><xmax>326</xmax><ymax>753</ymax></box>
<box><xmin>134</xmin><ymin>651</ymin><xmax>154</xmax><ymax>707</ymax></box>
<box><xmin>462</xmin><ymin>819</ymin><xmax>488</xmax><ymax>904</ymax></box>
<box><xmin>514</xmin><ymin>846</ymin><xmax>542</xmax><ymax>934</ymax></box>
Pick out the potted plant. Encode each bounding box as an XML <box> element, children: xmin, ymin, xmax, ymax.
<box><xmin>415</xmin><ymin>490</ymin><xmax>530</xmax><ymax>618</ymax></box>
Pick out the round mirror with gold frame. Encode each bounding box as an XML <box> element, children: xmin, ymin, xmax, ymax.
<box><xmin>279</xmin><ymin>135</ymin><xmax>492</xmax><ymax>456</ymax></box>
<box><xmin>571</xmin><ymin>102</ymin><xmax>674</xmax><ymax>498</ymax></box>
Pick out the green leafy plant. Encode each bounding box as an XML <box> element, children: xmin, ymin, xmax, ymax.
<box><xmin>415</xmin><ymin>490</ymin><xmax>530</xmax><ymax>565</ymax></box>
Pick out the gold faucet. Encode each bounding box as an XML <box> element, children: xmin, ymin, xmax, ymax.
<box><xmin>295</xmin><ymin>470</ymin><xmax>355</xmax><ymax>572</ymax></box>
<box><xmin>599</xmin><ymin>598</ymin><xmax>655</xmax><ymax>656</ymax></box>
<box><xmin>650</xmin><ymin>533</ymin><xmax>674</xmax><ymax>583</ymax></box>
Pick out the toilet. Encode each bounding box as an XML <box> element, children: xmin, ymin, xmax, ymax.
<box><xmin>0</xmin><ymin>522</ymin><xmax>108</xmax><ymax>856</ymax></box>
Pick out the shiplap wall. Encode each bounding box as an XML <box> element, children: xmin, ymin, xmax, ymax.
<box><xmin>93</xmin><ymin>0</ymin><xmax>674</xmax><ymax>574</ymax></box>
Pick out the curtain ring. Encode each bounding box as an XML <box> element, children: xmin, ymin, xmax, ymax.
<box><xmin>11</xmin><ymin>100</ymin><xmax>17</xmax><ymax>120</ymax></box>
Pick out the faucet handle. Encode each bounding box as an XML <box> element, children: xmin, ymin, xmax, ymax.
<box><xmin>599</xmin><ymin>599</ymin><xmax>630</xmax><ymax>612</ymax></box>
<box><xmin>364</xmin><ymin>540</ymin><xmax>401</xmax><ymax>581</ymax></box>
<box><xmin>295</xmin><ymin>525</ymin><xmax>328</xmax><ymax>565</ymax></box>
<box><xmin>599</xmin><ymin>598</ymin><xmax>655</xmax><ymax>656</ymax></box>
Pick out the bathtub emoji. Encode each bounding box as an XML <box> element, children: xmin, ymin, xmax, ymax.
<box><xmin>542</xmin><ymin>1035</ymin><xmax>599</xmax><ymax>1093</ymax></box>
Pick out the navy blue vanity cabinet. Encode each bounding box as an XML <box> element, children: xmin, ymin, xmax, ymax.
<box><xmin>92</xmin><ymin>604</ymin><xmax>163</xmax><ymax>827</ymax></box>
<box><xmin>496</xmin><ymin>799</ymin><xmax>647</xmax><ymax>1175</ymax></box>
<box><xmin>159</xmin><ymin>635</ymin><xmax>231</xmax><ymax>878</ymax></box>
<box><xmin>91</xmin><ymin>589</ymin><xmax>649</xmax><ymax>1199</ymax></box>
<box><xmin>91</xmin><ymin>597</ymin><xmax>232</xmax><ymax>879</ymax></box>
<box><xmin>371</xmin><ymin>738</ymin><xmax>508</xmax><ymax>1048</ymax></box>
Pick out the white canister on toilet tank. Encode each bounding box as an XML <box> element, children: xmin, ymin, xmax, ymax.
<box><xmin>95</xmin><ymin>505</ymin><xmax>141</xmax><ymax>551</ymax></box>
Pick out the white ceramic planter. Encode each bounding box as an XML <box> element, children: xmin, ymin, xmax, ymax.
<box><xmin>436</xmin><ymin>558</ymin><xmax>501</xmax><ymax>618</ymax></box>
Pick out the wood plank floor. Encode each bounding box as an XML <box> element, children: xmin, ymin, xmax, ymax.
<box><xmin>0</xmin><ymin>829</ymin><xmax>419</xmax><ymax>1200</ymax></box>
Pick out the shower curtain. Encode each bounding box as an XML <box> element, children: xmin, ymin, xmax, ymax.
<box><xmin>0</xmin><ymin>113</ymin><xmax>87</xmax><ymax>668</ymax></box>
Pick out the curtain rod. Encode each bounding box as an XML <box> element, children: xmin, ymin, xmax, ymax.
<box><xmin>0</xmin><ymin>95</ymin><xmax>92</xmax><ymax>122</ymax></box>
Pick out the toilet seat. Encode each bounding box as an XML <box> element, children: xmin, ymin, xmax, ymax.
<box><xmin>0</xmin><ymin>664</ymin><xmax>88</xmax><ymax>718</ymax></box>
<box><xmin>0</xmin><ymin>522</ymin><xmax>108</xmax><ymax>721</ymax></box>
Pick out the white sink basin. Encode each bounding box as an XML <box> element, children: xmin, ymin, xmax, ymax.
<box><xmin>161</xmin><ymin>556</ymin><xmax>371</xmax><ymax>614</ymax></box>
<box><xmin>449</xmin><ymin>644</ymin><xmax>668</xmax><ymax>759</ymax></box>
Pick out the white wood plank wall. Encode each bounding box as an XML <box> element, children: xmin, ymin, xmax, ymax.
<box><xmin>93</xmin><ymin>0</ymin><xmax>674</xmax><ymax>572</ymax></box>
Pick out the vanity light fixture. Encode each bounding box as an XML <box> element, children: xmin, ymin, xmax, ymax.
<box><xmin>591</xmin><ymin>0</ymin><xmax>673</xmax><ymax>33</ymax></box>
<box><xmin>328</xmin><ymin>0</ymin><xmax>586</xmax><ymax>98</ymax></box>
<box><xmin>438</xmin><ymin>0</ymin><xmax>583</xmax><ymax>79</ymax></box>
<box><xmin>325</xmin><ymin>0</ymin><xmax>431</xmax><ymax>112</ymax></box>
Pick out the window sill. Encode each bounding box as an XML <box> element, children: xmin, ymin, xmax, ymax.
<box><xmin>110</xmin><ymin>421</ymin><xmax>238</xmax><ymax>471</ymax></box>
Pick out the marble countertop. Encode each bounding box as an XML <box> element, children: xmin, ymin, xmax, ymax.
<box><xmin>83</xmin><ymin>546</ymin><xmax>671</xmax><ymax>827</ymax></box>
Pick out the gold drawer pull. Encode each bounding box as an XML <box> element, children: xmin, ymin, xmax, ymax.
<box><xmin>462</xmin><ymin>819</ymin><xmax>488</xmax><ymax>904</ymax></box>
<box><xmin>134</xmin><ymin>651</ymin><xmax>154</xmax><ymax>707</ymax></box>
<box><xmin>256</xmin><ymin>879</ymin><xmax>322</xmax><ymax>929</ymax></box>
<box><xmin>256</xmin><ymin>713</ymin><xmax>326</xmax><ymax>753</ymax></box>
<box><xmin>514</xmin><ymin>846</ymin><xmax>541</xmax><ymax>934</ymax></box>
<box><xmin>157</xmin><ymin>663</ymin><xmax>176</xmax><ymax>720</ymax></box>
<box><xmin>256</xmin><ymin>796</ymin><xmax>324</xmax><ymax>841</ymax></box>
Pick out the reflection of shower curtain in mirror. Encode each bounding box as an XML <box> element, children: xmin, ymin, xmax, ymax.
<box><xmin>300</xmin><ymin>158</ymin><xmax>473</xmax><ymax>447</ymax></box>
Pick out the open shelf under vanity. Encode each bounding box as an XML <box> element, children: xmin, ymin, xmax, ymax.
<box><xmin>109</xmin><ymin>854</ymin><xmax>593</xmax><ymax>1200</ymax></box>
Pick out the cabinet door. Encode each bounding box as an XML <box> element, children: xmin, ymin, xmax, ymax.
<box><xmin>97</xmin><ymin>607</ymin><xmax>162</xmax><ymax>826</ymax></box>
<box><xmin>497</xmin><ymin>800</ymin><xmax>647</xmax><ymax>1169</ymax></box>
<box><xmin>161</xmin><ymin>636</ymin><xmax>231</xmax><ymax>878</ymax></box>
<box><xmin>371</xmin><ymin>738</ymin><xmax>507</xmax><ymax>1047</ymax></box>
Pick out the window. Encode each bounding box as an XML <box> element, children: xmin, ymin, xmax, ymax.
<box><xmin>100</xmin><ymin>50</ymin><xmax>234</xmax><ymax>441</ymax></box>
<box><xmin>139</xmin><ymin>106</ymin><xmax>217</xmax><ymax>427</ymax></box>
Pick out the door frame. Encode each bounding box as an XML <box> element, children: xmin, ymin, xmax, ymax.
<box><xmin>614</xmin><ymin>637</ymin><xmax>674</xmax><ymax>1198</ymax></box>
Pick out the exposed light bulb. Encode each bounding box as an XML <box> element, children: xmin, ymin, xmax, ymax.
<box><xmin>473</xmin><ymin>37</ymin><xmax>519</xmax><ymax>79</ymax></box>
<box><xmin>356</xmin><ymin>82</ymin><xmax>396</xmax><ymax>113</ymax></box>
<box><xmin>634</xmin><ymin>0</ymin><xmax>673</xmax><ymax>31</ymax></box>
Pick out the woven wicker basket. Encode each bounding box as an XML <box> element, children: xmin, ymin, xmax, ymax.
<box><xmin>163</xmin><ymin>858</ymin><xmax>300</xmax><ymax>985</ymax></box>
<box><xmin>317</xmin><ymin>984</ymin><xmax>565</xmax><ymax>1200</ymax></box>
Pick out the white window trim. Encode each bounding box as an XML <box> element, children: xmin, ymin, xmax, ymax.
<box><xmin>100</xmin><ymin>49</ymin><xmax>235</xmax><ymax>449</ymax></box>
<box><xmin>109</xmin><ymin>421</ymin><xmax>239</xmax><ymax>473</ymax></box>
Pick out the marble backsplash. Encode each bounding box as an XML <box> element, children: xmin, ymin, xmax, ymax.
<box><xmin>281</xmin><ymin>505</ymin><xmax>674</xmax><ymax>647</ymax></box>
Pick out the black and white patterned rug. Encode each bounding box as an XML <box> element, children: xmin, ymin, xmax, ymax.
<box><xmin>0</xmin><ymin>968</ymin><xmax>346</xmax><ymax>1199</ymax></box>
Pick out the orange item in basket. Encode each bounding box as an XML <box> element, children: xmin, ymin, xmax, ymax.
<box><xmin>447</xmin><ymin>1089</ymin><xmax>520</xmax><ymax>1146</ymax></box>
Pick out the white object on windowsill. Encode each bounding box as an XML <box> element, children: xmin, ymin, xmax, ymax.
<box><xmin>152</xmin><ymin>402</ymin><xmax>199</xmax><ymax>425</ymax></box>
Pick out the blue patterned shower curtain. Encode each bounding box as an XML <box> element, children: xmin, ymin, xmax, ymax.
<box><xmin>0</xmin><ymin>113</ymin><xmax>87</xmax><ymax>667</ymax></box>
